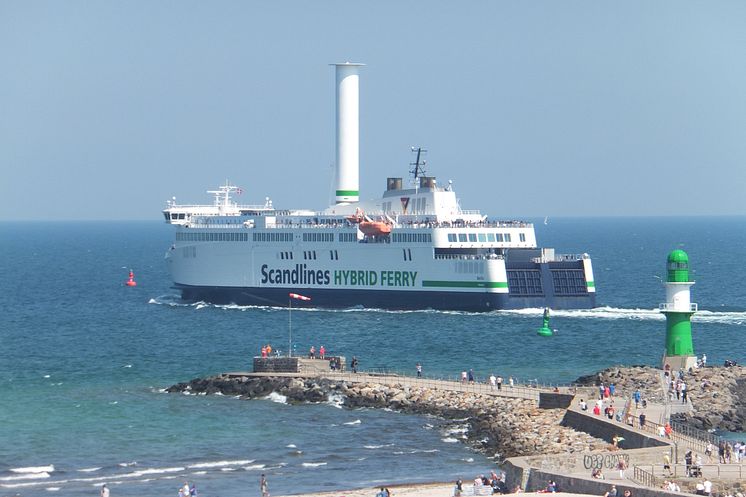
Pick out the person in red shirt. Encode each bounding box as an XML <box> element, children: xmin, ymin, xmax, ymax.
<box><xmin>319</xmin><ymin>345</ymin><xmax>326</xmax><ymax>359</ymax></box>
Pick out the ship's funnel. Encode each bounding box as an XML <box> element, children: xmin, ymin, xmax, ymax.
<box><xmin>333</xmin><ymin>63</ymin><xmax>364</xmax><ymax>204</ymax></box>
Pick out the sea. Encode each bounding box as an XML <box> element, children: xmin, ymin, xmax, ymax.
<box><xmin>2</xmin><ymin>217</ymin><xmax>746</xmax><ymax>497</ymax></box>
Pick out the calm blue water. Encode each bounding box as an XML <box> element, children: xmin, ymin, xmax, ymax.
<box><xmin>2</xmin><ymin>218</ymin><xmax>745</xmax><ymax>496</ymax></box>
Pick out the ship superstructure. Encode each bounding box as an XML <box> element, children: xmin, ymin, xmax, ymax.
<box><xmin>163</xmin><ymin>64</ymin><xmax>595</xmax><ymax>311</ymax></box>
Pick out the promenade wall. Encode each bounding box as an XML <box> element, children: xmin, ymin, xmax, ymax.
<box><xmin>562</xmin><ymin>409</ymin><xmax>670</xmax><ymax>449</ymax></box>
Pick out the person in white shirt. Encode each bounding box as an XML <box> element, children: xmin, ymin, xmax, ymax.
<box><xmin>703</xmin><ymin>479</ymin><xmax>712</xmax><ymax>496</ymax></box>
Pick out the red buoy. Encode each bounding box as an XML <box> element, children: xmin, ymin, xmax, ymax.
<box><xmin>126</xmin><ymin>270</ymin><xmax>137</xmax><ymax>287</ymax></box>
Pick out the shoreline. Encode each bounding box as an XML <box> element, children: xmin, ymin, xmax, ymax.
<box><xmin>274</xmin><ymin>481</ymin><xmax>600</xmax><ymax>497</ymax></box>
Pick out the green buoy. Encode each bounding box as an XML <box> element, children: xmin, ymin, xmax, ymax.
<box><xmin>537</xmin><ymin>307</ymin><xmax>553</xmax><ymax>336</ymax></box>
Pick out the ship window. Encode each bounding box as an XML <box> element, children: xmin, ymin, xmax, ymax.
<box><xmin>171</xmin><ymin>213</ymin><xmax>178</xmax><ymax>220</ymax></box>
<box><xmin>478</xmin><ymin>233</ymin><xmax>486</xmax><ymax>242</ymax></box>
<box><xmin>458</xmin><ymin>234</ymin><xmax>467</xmax><ymax>242</ymax></box>
<box><xmin>468</xmin><ymin>233</ymin><xmax>477</xmax><ymax>242</ymax></box>
<box><xmin>504</xmin><ymin>233</ymin><xmax>512</xmax><ymax>242</ymax></box>
<box><xmin>179</xmin><ymin>213</ymin><xmax>185</xmax><ymax>219</ymax></box>
<box><xmin>519</xmin><ymin>233</ymin><xmax>526</xmax><ymax>242</ymax></box>
<box><xmin>495</xmin><ymin>233</ymin><xmax>503</xmax><ymax>242</ymax></box>
<box><xmin>447</xmin><ymin>234</ymin><xmax>456</xmax><ymax>242</ymax></box>
<box><xmin>487</xmin><ymin>233</ymin><xmax>495</xmax><ymax>242</ymax></box>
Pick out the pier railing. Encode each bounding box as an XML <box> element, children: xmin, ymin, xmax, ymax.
<box><xmin>631</xmin><ymin>465</ymin><xmax>660</xmax><ymax>488</ymax></box>
<box><xmin>640</xmin><ymin>462</ymin><xmax>744</xmax><ymax>480</ymax></box>
<box><xmin>320</xmin><ymin>369</ymin><xmax>556</xmax><ymax>401</ymax></box>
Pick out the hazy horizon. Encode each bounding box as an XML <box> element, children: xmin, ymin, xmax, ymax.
<box><xmin>2</xmin><ymin>1</ymin><xmax>744</xmax><ymax>221</ymax></box>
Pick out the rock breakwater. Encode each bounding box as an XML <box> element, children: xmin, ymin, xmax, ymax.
<box><xmin>670</xmin><ymin>365</ymin><xmax>746</xmax><ymax>432</ymax></box>
<box><xmin>167</xmin><ymin>375</ymin><xmax>606</xmax><ymax>461</ymax></box>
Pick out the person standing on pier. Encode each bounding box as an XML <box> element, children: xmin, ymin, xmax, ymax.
<box><xmin>309</xmin><ymin>346</ymin><xmax>315</xmax><ymax>359</ymax></box>
<box><xmin>489</xmin><ymin>374</ymin><xmax>496</xmax><ymax>389</ymax></box>
<box><xmin>467</xmin><ymin>369</ymin><xmax>474</xmax><ymax>384</ymax></box>
<box><xmin>416</xmin><ymin>363</ymin><xmax>422</xmax><ymax>378</ymax></box>
<box><xmin>351</xmin><ymin>356</ymin><xmax>358</xmax><ymax>373</ymax></box>
<box><xmin>496</xmin><ymin>375</ymin><xmax>503</xmax><ymax>390</ymax></box>
<box><xmin>319</xmin><ymin>345</ymin><xmax>326</xmax><ymax>359</ymax></box>
<box><xmin>633</xmin><ymin>389</ymin><xmax>641</xmax><ymax>408</ymax></box>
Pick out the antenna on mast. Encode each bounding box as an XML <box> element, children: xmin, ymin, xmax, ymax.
<box><xmin>409</xmin><ymin>147</ymin><xmax>427</xmax><ymax>182</ymax></box>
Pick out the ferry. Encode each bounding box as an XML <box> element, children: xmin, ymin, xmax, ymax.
<box><xmin>163</xmin><ymin>64</ymin><xmax>595</xmax><ymax>311</ymax></box>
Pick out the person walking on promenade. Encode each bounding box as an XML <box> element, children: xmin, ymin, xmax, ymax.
<box><xmin>261</xmin><ymin>345</ymin><xmax>267</xmax><ymax>358</ymax></box>
<box><xmin>599</xmin><ymin>383</ymin><xmax>605</xmax><ymax>400</ymax></box>
<box><xmin>309</xmin><ymin>346</ymin><xmax>315</xmax><ymax>359</ymax></box>
<box><xmin>351</xmin><ymin>356</ymin><xmax>358</xmax><ymax>373</ymax></box>
<box><xmin>718</xmin><ymin>440</ymin><xmax>726</xmax><ymax>463</ymax></box>
<box><xmin>633</xmin><ymin>389</ymin><xmax>641</xmax><ymax>409</ymax></box>
<box><xmin>489</xmin><ymin>374</ymin><xmax>496</xmax><ymax>390</ymax></box>
<box><xmin>319</xmin><ymin>345</ymin><xmax>325</xmax><ymax>359</ymax></box>
<box><xmin>460</xmin><ymin>371</ymin><xmax>467</xmax><ymax>383</ymax></box>
<box><xmin>705</xmin><ymin>441</ymin><xmax>713</xmax><ymax>462</ymax></box>
<box><xmin>639</xmin><ymin>412</ymin><xmax>646</xmax><ymax>429</ymax></box>
<box><xmin>609</xmin><ymin>383</ymin><xmax>616</xmax><ymax>397</ymax></box>
<box><xmin>509</xmin><ymin>376</ymin><xmax>514</xmax><ymax>387</ymax></box>
<box><xmin>260</xmin><ymin>474</ymin><xmax>269</xmax><ymax>497</ymax></box>
<box><xmin>496</xmin><ymin>375</ymin><xmax>503</xmax><ymax>391</ymax></box>
<box><xmin>663</xmin><ymin>452</ymin><xmax>672</xmax><ymax>476</ymax></box>
<box><xmin>266</xmin><ymin>344</ymin><xmax>272</xmax><ymax>356</ymax></box>
<box><xmin>681</xmin><ymin>381</ymin><xmax>688</xmax><ymax>403</ymax></box>
<box><xmin>416</xmin><ymin>363</ymin><xmax>422</xmax><ymax>378</ymax></box>
<box><xmin>467</xmin><ymin>369</ymin><xmax>474</xmax><ymax>384</ymax></box>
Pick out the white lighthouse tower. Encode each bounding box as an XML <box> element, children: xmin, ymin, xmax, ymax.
<box><xmin>332</xmin><ymin>62</ymin><xmax>364</xmax><ymax>204</ymax></box>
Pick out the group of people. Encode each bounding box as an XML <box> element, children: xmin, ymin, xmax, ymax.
<box><xmin>260</xmin><ymin>343</ymin><xmax>274</xmax><ymax>357</ymax></box>
<box><xmin>178</xmin><ymin>481</ymin><xmax>197</xmax><ymax>497</ymax></box>
<box><xmin>308</xmin><ymin>345</ymin><xmax>326</xmax><ymax>359</ymax></box>
<box><xmin>601</xmin><ymin>485</ymin><xmax>633</xmax><ymax>497</ymax></box>
<box><xmin>375</xmin><ymin>486</ymin><xmax>392</xmax><ymax>497</ymax></box>
<box><xmin>453</xmin><ymin>471</ymin><xmax>514</xmax><ymax>495</ymax></box>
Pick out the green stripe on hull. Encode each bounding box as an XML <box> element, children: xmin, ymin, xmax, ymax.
<box><xmin>335</xmin><ymin>190</ymin><xmax>359</xmax><ymax>197</ymax></box>
<box><xmin>586</xmin><ymin>281</ymin><xmax>595</xmax><ymax>288</ymax></box>
<box><xmin>422</xmin><ymin>280</ymin><xmax>508</xmax><ymax>289</ymax></box>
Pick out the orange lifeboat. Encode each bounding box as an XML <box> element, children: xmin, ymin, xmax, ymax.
<box><xmin>359</xmin><ymin>221</ymin><xmax>392</xmax><ymax>237</ymax></box>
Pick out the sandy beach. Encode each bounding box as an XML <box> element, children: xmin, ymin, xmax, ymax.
<box><xmin>276</xmin><ymin>482</ymin><xmax>599</xmax><ymax>497</ymax></box>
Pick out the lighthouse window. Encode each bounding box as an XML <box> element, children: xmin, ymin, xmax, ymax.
<box><xmin>478</xmin><ymin>233</ymin><xmax>486</xmax><ymax>242</ymax></box>
<box><xmin>458</xmin><ymin>234</ymin><xmax>467</xmax><ymax>242</ymax></box>
<box><xmin>487</xmin><ymin>233</ymin><xmax>495</xmax><ymax>242</ymax></box>
<box><xmin>448</xmin><ymin>234</ymin><xmax>457</xmax><ymax>242</ymax></box>
<box><xmin>468</xmin><ymin>233</ymin><xmax>477</xmax><ymax>242</ymax></box>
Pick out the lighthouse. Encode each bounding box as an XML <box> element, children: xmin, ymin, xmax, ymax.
<box><xmin>660</xmin><ymin>250</ymin><xmax>697</xmax><ymax>371</ymax></box>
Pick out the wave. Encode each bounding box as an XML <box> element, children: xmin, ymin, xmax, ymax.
<box><xmin>301</xmin><ymin>462</ymin><xmax>327</xmax><ymax>467</ymax></box>
<box><xmin>118</xmin><ymin>461</ymin><xmax>137</xmax><ymax>467</ymax></box>
<box><xmin>242</xmin><ymin>464</ymin><xmax>266</xmax><ymax>471</ymax></box>
<box><xmin>77</xmin><ymin>467</ymin><xmax>102</xmax><ymax>473</ymax></box>
<box><xmin>441</xmin><ymin>437</ymin><xmax>459</xmax><ymax>443</ymax></box>
<box><xmin>286</xmin><ymin>444</ymin><xmax>297</xmax><ymax>448</ymax></box>
<box><xmin>326</xmin><ymin>393</ymin><xmax>345</xmax><ymax>408</ymax></box>
<box><xmin>187</xmin><ymin>460</ymin><xmax>254</xmax><ymax>469</ymax></box>
<box><xmin>45</xmin><ymin>487</ymin><xmax>60</xmax><ymax>491</ymax></box>
<box><xmin>363</xmin><ymin>443</ymin><xmax>394</xmax><ymax>449</ymax></box>
<box><xmin>343</xmin><ymin>419</ymin><xmax>361</xmax><ymax>425</ymax></box>
<box><xmin>264</xmin><ymin>392</ymin><xmax>287</xmax><ymax>404</ymax></box>
<box><xmin>10</xmin><ymin>465</ymin><xmax>54</xmax><ymax>474</ymax></box>
<box><xmin>0</xmin><ymin>472</ymin><xmax>51</xmax><ymax>481</ymax></box>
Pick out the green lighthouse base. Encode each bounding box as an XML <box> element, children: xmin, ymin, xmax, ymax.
<box><xmin>662</xmin><ymin>353</ymin><xmax>697</xmax><ymax>372</ymax></box>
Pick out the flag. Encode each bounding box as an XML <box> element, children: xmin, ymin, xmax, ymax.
<box><xmin>289</xmin><ymin>292</ymin><xmax>311</xmax><ymax>301</ymax></box>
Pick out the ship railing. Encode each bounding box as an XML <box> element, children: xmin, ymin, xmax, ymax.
<box><xmin>434</xmin><ymin>254</ymin><xmax>504</xmax><ymax>261</ymax></box>
<box><xmin>530</xmin><ymin>253</ymin><xmax>589</xmax><ymax>263</ymax></box>
<box><xmin>658</xmin><ymin>303</ymin><xmax>698</xmax><ymax>312</ymax></box>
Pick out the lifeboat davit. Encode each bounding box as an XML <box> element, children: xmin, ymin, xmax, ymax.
<box><xmin>125</xmin><ymin>270</ymin><xmax>137</xmax><ymax>287</ymax></box>
<box><xmin>359</xmin><ymin>221</ymin><xmax>392</xmax><ymax>237</ymax></box>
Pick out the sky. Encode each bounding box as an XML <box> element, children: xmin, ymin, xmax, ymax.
<box><xmin>1</xmin><ymin>1</ymin><xmax>745</xmax><ymax>220</ymax></box>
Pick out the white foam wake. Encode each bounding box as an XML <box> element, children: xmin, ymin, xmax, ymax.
<box><xmin>500</xmin><ymin>306</ymin><xmax>746</xmax><ymax>325</ymax></box>
<box><xmin>302</xmin><ymin>462</ymin><xmax>327</xmax><ymax>467</ymax></box>
<box><xmin>343</xmin><ymin>419</ymin><xmax>361</xmax><ymax>425</ymax></box>
<box><xmin>0</xmin><ymin>472</ymin><xmax>51</xmax><ymax>481</ymax></box>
